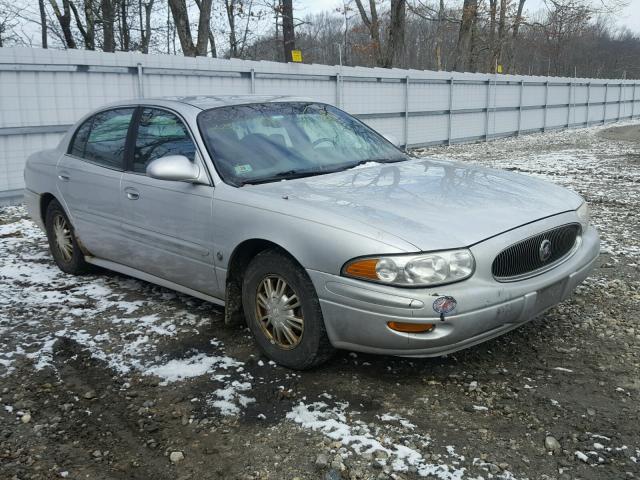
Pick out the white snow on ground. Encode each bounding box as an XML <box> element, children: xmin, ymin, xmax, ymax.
<box><xmin>287</xmin><ymin>401</ymin><xmax>466</xmax><ymax>479</ymax></box>
<box><xmin>0</xmin><ymin>205</ymin><xmax>252</xmax><ymax>416</ymax></box>
<box><xmin>143</xmin><ymin>350</ymin><xmax>241</xmax><ymax>384</ymax></box>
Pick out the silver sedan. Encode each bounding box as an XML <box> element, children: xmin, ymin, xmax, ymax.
<box><xmin>23</xmin><ymin>95</ymin><xmax>600</xmax><ymax>369</ymax></box>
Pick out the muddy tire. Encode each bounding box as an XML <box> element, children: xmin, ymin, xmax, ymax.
<box><xmin>45</xmin><ymin>199</ymin><xmax>91</xmax><ymax>275</ymax></box>
<box><xmin>242</xmin><ymin>249</ymin><xmax>334</xmax><ymax>369</ymax></box>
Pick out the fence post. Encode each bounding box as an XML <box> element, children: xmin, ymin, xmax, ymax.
<box><xmin>485</xmin><ymin>78</ymin><xmax>491</xmax><ymax>141</ymax></box>
<box><xmin>566</xmin><ymin>79</ymin><xmax>572</xmax><ymax>129</ymax></box>
<box><xmin>447</xmin><ymin>77</ymin><xmax>454</xmax><ymax>145</ymax></box>
<box><xmin>403</xmin><ymin>75</ymin><xmax>410</xmax><ymax>150</ymax></box>
<box><xmin>250</xmin><ymin>68</ymin><xmax>255</xmax><ymax>94</ymax></box>
<box><xmin>335</xmin><ymin>73</ymin><xmax>341</xmax><ymax>108</ymax></box>
<box><xmin>633</xmin><ymin>83</ymin><xmax>637</xmax><ymax>119</ymax></box>
<box><xmin>516</xmin><ymin>79</ymin><xmax>524</xmax><ymax>136</ymax></box>
<box><xmin>586</xmin><ymin>82</ymin><xmax>591</xmax><ymax>126</ymax></box>
<box><xmin>604</xmin><ymin>83</ymin><xmax>609</xmax><ymax>124</ymax></box>
<box><xmin>543</xmin><ymin>80</ymin><xmax>549</xmax><ymax>133</ymax></box>
<box><xmin>617</xmin><ymin>83</ymin><xmax>622</xmax><ymax>121</ymax></box>
<box><xmin>136</xmin><ymin>63</ymin><xmax>144</xmax><ymax>98</ymax></box>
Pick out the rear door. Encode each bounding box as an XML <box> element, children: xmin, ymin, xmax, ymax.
<box><xmin>119</xmin><ymin>107</ymin><xmax>218</xmax><ymax>296</ymax></box>
<box><xmin>56</xmin><ymin>107</ymin><xmax>135</xmax><ymax>261</ymax></box>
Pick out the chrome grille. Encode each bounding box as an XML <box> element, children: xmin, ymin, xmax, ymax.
<box><xmin>492</xmin><ymin>224</ymin><xmax>581</xmax><ymax>281</ymax></box>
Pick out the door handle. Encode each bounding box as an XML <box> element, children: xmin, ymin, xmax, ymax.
<box><xmin>58</xmin><ymin>174</ymin><xmax>70</xmax><ymax>181</ymax></box>
<box><xmin>126</xmin><ymin>191</ymin><xmax>140</xmax><ymax>200</ymax></box>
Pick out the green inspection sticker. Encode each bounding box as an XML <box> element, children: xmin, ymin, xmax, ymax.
<box><xmin>234</xmin><ymin>164</ymin><xmax>253</xmax><ymax>175</ymax></box>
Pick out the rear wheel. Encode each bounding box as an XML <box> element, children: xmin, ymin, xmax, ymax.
<box><xmin>242</xmin><ymin>249</ymin><xmax>334</xmax><ymax>369</ymax></box>
<box><xmin>45</xmin><ymin>199</ymin><xmax>91</xmax><ymax>275</ymax></box>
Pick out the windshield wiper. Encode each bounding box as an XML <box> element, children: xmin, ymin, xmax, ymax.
<box><xmin>240</xmin><ymin>169</ymin><xmax>319</xmax><ymax>186</ymax></box>
<box><xmin>240</xmin><ymin>157</ymin><xmax>409</xmax><ymax>186</ymax></box>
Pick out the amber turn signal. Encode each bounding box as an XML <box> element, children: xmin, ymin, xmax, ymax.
<box><xmin>343</xmin><ymin>258</ymin><xmax>379</xmax><ymax>280</ymax></box>
<box><xmin>387</xmin><ymin>321</ymin><xmax>435</xmax><ymax>333</ymax></box>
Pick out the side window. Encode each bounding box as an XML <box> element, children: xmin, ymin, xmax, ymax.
<box><xmin>83</xmin><ymin>108</ymin><xmax>135</xmax><ymax>169</ymax></box>
<box><xmin>133</xmin><ymin>108</ymin><xmax>196</xmax><ymax>174</ymax></box>
<box><xmin>69</xmin><ymin>118</ymin><xmax>93</xmax><ymax>157</ymax></box>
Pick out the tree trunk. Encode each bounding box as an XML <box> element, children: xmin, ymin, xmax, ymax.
<box><xmin>101</xmin><ymin>0</ymin><xmax>115</xmax><ymax>52</ymax></box>
<box><xmin>435</xmin><ymin>0</ymin><xmax>445</xmax><ymax>70</ymax></box>
<box><xmin>69</xmin><ymin>0</ymin><xmax>96</xmax><ymax>50</ymax></box>
<box><xmin>354</xmin><ymin>0</ymin><xmax>383</xmax><ymax>66</ymax></box>
<box><xmin>168</xmin><ymin>0</ymin><xmax>196</xmax><ymax>56</ymax></box>
<box><xmin>487</xmin><ymin>0</ymin><xmax>496</xmax><ymax>71</ymax></box>
<box><xmin>505</xmin><ymin>0</ymin><xmax>526</xmax><ymax>72</ymax></box>
<box><xmin>281</xmin><ymin>0</ymin><xmax>295</xmax><ymax>62</ymax></box>
<box><xmin>141</xmin><ymin>0</ymin><xmax>154</xmax><ymax>53</ymax></box>
<box><xmin>194</xmin><ymin>0</ymin><xmax>211</xmax><ymax>56</ymax></box>
<box><xmin>493</xmin><ymin>0</ymin><xmax>507</xmax><ymax>72</ymax></box>
<box><xmin>195</xmin><ymin>0</ymin><xmax>216</xmax><ymax>57</ymax></box>
<box><xmin>39</xmin><ymin>0</ymin><xmax>48</xmax><ymax>48</ymax></box>
<box><xmin>224</xmin><ymin>0</ymin><xmax>237</xmax><ymax>57</ymax></box>
<box><xmin>384</xmin><ymin>0</ymin><xmax>405</xmax><ymax>68</ymax></box>
<box><xmin>121</xmin><ymin>0</ymin><xmax>130</xmax><ymax>51</ymax></box>
<box><xmin>49</xmin><ymin>0</ymin><xmax>77</xmax><ymax>49</ymax></box>
<box><xmin>453</xmin><ymin>0</ymin><xmax>477</xmax><ymax>72</ymax></box>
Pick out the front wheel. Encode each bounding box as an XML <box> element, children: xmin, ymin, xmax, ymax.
<box><xmin>242</xmin><ymin>249</ymin><xmax>334</xmax><ymax>369</ymax></box>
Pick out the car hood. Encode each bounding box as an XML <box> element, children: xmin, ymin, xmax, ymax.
<box><xmin>245</xmin><ymin>157</ymin><xmax>583</xmax><ymax>251</ymax></box>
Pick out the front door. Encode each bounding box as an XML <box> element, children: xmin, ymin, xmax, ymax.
<box><xmin>56</xmin><ymin>107</ymin><xmax>135</xmax><ymax>262</ymax></box>
<box><xmin>119</xmin><ymin>107</ymin><xmax>218</xmax><ymax>296</ymax></box>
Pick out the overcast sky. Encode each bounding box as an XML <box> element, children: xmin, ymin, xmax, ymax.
<box><xmin>296</xmin><ymin>0</ymin><xmax>640</xmax><ymax>34</ymax></box>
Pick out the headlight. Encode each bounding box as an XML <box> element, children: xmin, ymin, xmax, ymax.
<box><xmin>576</xmin><ymin>202</ymin><xmax>590</xmax><ymax>229</ymax></box>
<box><xmin>342</xmin><ymin>249</ymin><xmax>475</xmax><ymax>287</ymax></box>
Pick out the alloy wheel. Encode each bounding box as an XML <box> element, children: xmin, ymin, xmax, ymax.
<box><xmin>255</xmin><ymin>274</ymin><xmax>304</xmax><ymax>349</ymax></box>
<box><xmin>52</xmin><ymin>214</ymin><xmax>73</xmax><ymax>262</ymax></box>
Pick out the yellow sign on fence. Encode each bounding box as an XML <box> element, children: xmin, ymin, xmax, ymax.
<box><xmin>291</xmin><ymin>50</ymin><xmax>303</xmax><ymax>63</ymax></box>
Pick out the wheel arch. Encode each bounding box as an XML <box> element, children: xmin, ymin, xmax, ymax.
<box><xmin>223</xmin><ymin>238</ymin><xmax>304</xmax><ymax>326</ymax></box>
<box><xmin>39</xmin><ymin>192</ymin><xmax>58</xmax><ymax>225</ymax></box>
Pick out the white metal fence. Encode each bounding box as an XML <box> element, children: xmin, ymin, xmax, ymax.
<box><xmin>1</xmin><ymin>47</ymin><xmax>639</xmax><ymax>201</ymax></box>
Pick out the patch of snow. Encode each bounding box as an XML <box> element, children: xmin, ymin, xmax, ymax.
<box><xmin>144</xmin><ymin>353</ymin><xmax>240</xmax><ymax>384</ymax></box>
<box><xmin>287</xmin><ymin>400</ymin><xmax>492</xmax><ymax>479</ymax></box>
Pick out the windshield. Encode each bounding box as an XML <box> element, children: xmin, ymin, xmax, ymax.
<box><xmin>197</xmin><ymin>102</ymin><xmax>407</xmax><ymax>186</ymax></box>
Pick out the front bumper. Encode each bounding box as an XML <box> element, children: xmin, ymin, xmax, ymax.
<box><xmin>308</xmin><ymin>214</ymin><xmax>600</xmax><ymax>357</ymax></box>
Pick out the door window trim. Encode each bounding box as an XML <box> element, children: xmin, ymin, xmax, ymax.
<box><xmin>126</xmin><ymin>105</ymin><xmax>212</xmax><ymax>186</ymax></box>
<box><xmin>65</xmin><ymin>104</ymin><xmax>138</xmax><ymax>172</ymax></box>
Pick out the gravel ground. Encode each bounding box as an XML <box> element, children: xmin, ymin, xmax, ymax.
<box><xmin>1</xmin><ymin>122</ymin><xmax>639</xmax><ymax>480</ymax></box>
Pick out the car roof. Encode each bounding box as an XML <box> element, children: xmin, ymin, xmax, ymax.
<box><xmin>105</xmin><ymin>95</ymin><xmax>317</xmax><ymax>111</ymax></box>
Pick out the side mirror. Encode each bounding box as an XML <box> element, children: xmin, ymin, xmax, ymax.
<box><xmin>383</xmin><ymin>133</ymin><xmax>401</xmax><ymax>148</ymax></box>
<box><xmin>146</xmin><ymin>155</ymin><xmax>201</xmax><ymax>182</ymax></box>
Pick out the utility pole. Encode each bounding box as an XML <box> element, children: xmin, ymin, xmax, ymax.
<box><xmin>282</xmin><ymin>0</ymin><xmax>295</xmax><ymax>62</ymax></box>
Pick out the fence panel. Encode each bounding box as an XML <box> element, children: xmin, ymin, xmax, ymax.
<box><xmin>1</xmin><ymin>47</ymin><xmax>639</xmax><ymax>201</ymax></box>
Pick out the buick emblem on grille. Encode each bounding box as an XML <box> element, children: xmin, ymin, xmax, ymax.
<box><xmin>539</xmin><ymin>239</ymin><xmax>552</xmax><ymax>262</ymax></box>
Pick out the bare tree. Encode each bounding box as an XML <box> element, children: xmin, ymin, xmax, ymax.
<box><xmin>48</xmin><ymin>0</ymin><xmax>77</xmax><ymax>48</ymax></box>
<box><xmin>39</xmin><ymin>0</ymin><xmax>48</xmax><ymax>48</ymax></box>
<box><xmin>453</xmin><ymin>0</ymin><xmax>478</xmax><ymax>71</ymax></box>
<box><xmin>354</xmin><ymin>0</ymin><xmax>384</xmax><ymax>66</ymax></box>
<box><xmin>101</xmin><ymin>0</ymin><xmax>115</xmax><ymax>51</ymax></box>
<box><xmin>385</xmin><ymin>0</ymin><xmax>406</xmax><ymax>67</ymax></box>
<box><xmin>195</xmin><ymin>0</ymin><xmax>216</xmax><ymax>57</ymax></box>
<box><xmin>140</xmin><ymin>0</ymin><xmax>154</xmax><ymax>53</ymax></box>
<box><xmin>68</xmin><ymin>0</ymin><xmax>96</xmax><ymax>50</ymax></box>
<box><xmin>168</xmin><ymin>0</ymin><xmax>212</xmax><ymax>56</ymax></box>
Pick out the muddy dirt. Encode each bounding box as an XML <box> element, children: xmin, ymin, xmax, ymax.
<box><xmin>1</xmin><ymin>122</ymin><xmax>639</xmax><ymax>480</ymax></box>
